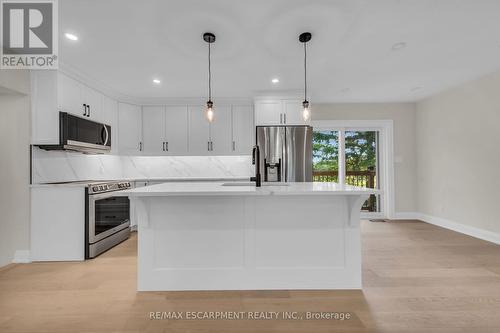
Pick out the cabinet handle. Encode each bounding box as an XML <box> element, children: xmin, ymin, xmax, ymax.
<box><xmin>87</xmin><ymin>105</ymin><xmax>91</xmax><ymax>118</ymax></box>
<box><xmin>166</xmin><ymin>141</ymin><xmax>168</xmax><ymax>151</ymax></box>
<box><xmin>284</xmin><ymin>113</ymin><xmax>286</xmax><ymax>124</ymax></box>
<box><xmin>211</xmin><ymin>141</ymin><xmax>214</xmax><ymax>151</ymax></box>
<box><xmin>232</xmin><ymin>141</ymin><xmax>235</xmax><ymax>151</ymax></box>
<box><xmin>162</xmin><ymin>142</ymin><xmax>165</xmax><ymax>151</ymax></box>
<box><xmin>83</xmin><ymin>103</ymin><xmax>87</xmax><ymax>116</ymax></box>
<box><xmin>139</xmin><ymin>142</ymin><xmax>142</xmax><ymax>151</ymax></box>
<box><xmin>208</xmin><ymin>141</ymin><xmax>210</xmax><ymax>151</ymax></box>
<box><xmin>280</xmin><ymin>113</ymin><xmax>283</xmax><ymax>124</ymax></box>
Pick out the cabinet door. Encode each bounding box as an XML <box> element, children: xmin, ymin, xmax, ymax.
<box><xmin>231</xmin><ymin>105</ymin><xmax>254</xmax><ymax>154</ymax></box>
<box><xmin>209</xmin><ymin>105</ymin><xmax>232</xmax><ymax>154</ymax></box>
<box><xmin>101</xmin><ymin>95</ymin><xmax>119</xmax><ymax>154</ymax></box>
<box><xmin>164</xmin><ymin>106</ymin><xmax>188</xmax><ymax>155</ymax></box>
<box><xmin>142</xmin><ymin>106</ymin><xmax>165</xmax><ymax>155</ymax></box>
<box><xmin>83</xmin><ymin>86</ymin><xmax>103</xmax><ymax>122</ymax></box>
<box><xmin>254</xmin><ymin>100</ymin><xmax>282</xmax><ymax>125</ymax></box>
<box><xmin>118</xmin><ymin>103</ymin><xmax>142</xmax><ymax>155</ymax></box>
<box><xmin>283</xmin><ymin>99</ymin><xmax>309</xmax><ymax>125</ymax></box>
<box><xmin>31</xmin><ymin>70</ymin><xmax>59</xmax><ymax>144</ymax></box>
<box><xmin>188</xmin><ymin>105</ymin><xmax>210</xmax><ymax>155</ymax></box>
<box><xmin>57</xmin><ymin>72</ymin><xmax>85</xmax><ymax>117</ymax></box>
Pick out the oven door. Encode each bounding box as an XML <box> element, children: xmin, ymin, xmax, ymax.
<box><xmin>88</xmin><ymin>192</ymin><xmax>130</xmax><ymax>244</ymax></box>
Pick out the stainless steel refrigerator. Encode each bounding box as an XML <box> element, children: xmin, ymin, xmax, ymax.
<box><xmin>256</xmin><ymin>126</ymin><xmax>313</xmax><ymax>182</ymax></box>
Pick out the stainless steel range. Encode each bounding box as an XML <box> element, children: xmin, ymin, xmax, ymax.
<box><xmin>85</xmin><ymin>181</ymin><xmax>133</xmax><ymax>258</ymax></box>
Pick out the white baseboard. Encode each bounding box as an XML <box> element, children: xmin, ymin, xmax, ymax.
<box><xmin>416</xmin><ymin>213</ymin><xmax>500</xmax><ymax>245</ymax></box>
<box><xmin>12</xmin><ymin>250</ymin><xmax>31</xmax><ymax>263</ymax></box>
<box><xmin>391</xmin><ymin>212</ymin><xmax>500</xmax><ymax>245</ymax></box>
<box><xmin>392</xmin><ymin>212</ymin><xmax>420</xmax><ymax>220</ymax></box>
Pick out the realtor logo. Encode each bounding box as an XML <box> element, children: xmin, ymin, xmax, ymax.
<box><xmin>1</xmin><ymin>0</ymin><xmax>58</xmax><ymax>69</ymax></box>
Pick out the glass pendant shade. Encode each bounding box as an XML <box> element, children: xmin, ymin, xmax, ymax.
<box><xmin>302</xmin><ymin>100</ymin><xmax>310</xmax><ymax>122</ymax></box>
<box><xmin>206</xmin><ymin>100</ymin><xmax>214</xmax><ymax>123</ymax></box>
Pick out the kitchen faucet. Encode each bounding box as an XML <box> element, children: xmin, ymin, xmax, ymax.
<box><xmin>250</xmin><ymin>145</ymin><xmax>262</xmax><ymax>187</ymax></box>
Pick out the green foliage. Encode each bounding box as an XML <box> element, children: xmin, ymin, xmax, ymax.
<box><xmin>313</xmin><ymin>130</ymin><xmax>377</xmax><ymax>172</ymax></box>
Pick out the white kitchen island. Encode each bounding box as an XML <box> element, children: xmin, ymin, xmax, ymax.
<box><xmin>124</xmin><ymin>182</ymin><xmax>378</xmax><ymax>291</ymax></box>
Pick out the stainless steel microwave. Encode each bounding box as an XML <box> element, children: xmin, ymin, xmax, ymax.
<box><xmin>38</xmin><ymin>112</ymin><xmax>111</xmax><ymax>154</ymax></box>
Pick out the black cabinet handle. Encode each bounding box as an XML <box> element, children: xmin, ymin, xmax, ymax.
<box><xmin>207</xmin><ymin>141</ymin><xmax>210</xmax><ymax>151</ymax></box>
<box><xmin>83</xmin><ymin>103</ymin><xmax>87</xmax><ymax>116</ymax></box>
<box><xmin>162</xmin><ymin>142</ymin><xmax>165</xmax><ymax>151</ymax></box>
<box><xmin>87</xmin><ymin>104</ymin><xmax>91</xmax><ymax>117</ymax></box>
<box><xmin>166</xmin><ymin>141</ymin><xmax>169</xmax><ymax>151</ymax></box>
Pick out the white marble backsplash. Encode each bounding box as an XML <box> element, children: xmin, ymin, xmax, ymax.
<box><xmin>32</xmin><ymin>148</ymin><xmax>253</xmax><ymax>183</ymax></box>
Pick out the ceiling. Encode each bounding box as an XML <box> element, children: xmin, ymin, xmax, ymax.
<box><xmin>59</xmin><ymin>0</ymin><xmax>500</xmax><ymax>103</ymax></box>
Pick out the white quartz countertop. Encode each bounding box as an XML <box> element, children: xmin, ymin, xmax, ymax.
<box><xmin>121</xmin><ymin>182</ymin><xmax>380</xmax><ymax>197</ymax></box>
<box><xmin>29</xmin><ymin>177</ymin><xmax>250</xmax><ymax>188</ymax></box>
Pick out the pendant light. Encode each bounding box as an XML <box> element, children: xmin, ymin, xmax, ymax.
<box><xmin>299</xmin><ymin>32</ymin><xmax>312</xmax><ymax>122</ymax></box>
<box><xmin>203</xmin><ymin>32</ymin><xmax>216</xmax><ymax>122</ymax></box>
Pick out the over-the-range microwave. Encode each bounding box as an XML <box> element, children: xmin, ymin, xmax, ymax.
<box><xmin>37</xmin><ymin>112</ymin><xmax>111</xmax><ymax>154</ymax></box>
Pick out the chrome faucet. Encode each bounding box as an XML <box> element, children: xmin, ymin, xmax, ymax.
<box><xmin>250</xmin><ymin>145</ymin><xmax>262</xmax><ymax>187</ymax></box>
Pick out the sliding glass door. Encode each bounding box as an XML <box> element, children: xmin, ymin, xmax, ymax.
<box><xmin>313</xmin><ymin>126</ymin><xmax>384</xmax><ymax>216</ymax></box>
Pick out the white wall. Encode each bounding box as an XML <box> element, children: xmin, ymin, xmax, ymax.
<box><xmin>0</xmin><ymin>70</ymin><xmax>31</xmax><ymax>266</ymax></box>
<box><xmin>416</xmin><ymin>71</ymin><xmax>500</xmax><ymax>235</ymax></box>
<box><xmin>312</xmin><ymin>103</ymin><xmax>417</xmax><ymax>214</ymax></box>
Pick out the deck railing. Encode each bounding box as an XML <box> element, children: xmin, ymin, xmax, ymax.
<box><xmin>313</xmin><ymin>170</ymin><xmax>377</xmax><ymax>211</ymax></box>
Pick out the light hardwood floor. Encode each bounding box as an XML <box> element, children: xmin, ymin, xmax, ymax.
<box><xmin>1</xmin><ymin>220</ymin><xmax>500</xmax><ymax>332</ymax></box>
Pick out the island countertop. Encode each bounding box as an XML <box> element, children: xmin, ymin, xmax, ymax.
<box><xmin>121</xmin><ymin>181</ymin><xmax>380</xmax><ymax>197</ymax></box>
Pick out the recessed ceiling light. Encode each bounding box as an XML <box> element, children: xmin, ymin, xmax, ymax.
<box><xmin>392</xmin><ymin>42</ymin><xmax>406</xmax><ymax>50</ymax></box>
<box><xmin>152</xmin><ymin>79</ymin><xmax>161</xmax><ymax>84</ymax></box>
<box><xmin>65</xmin><ymin>33</ymin><xmax>78</xmax><ymax>41</ymax></box>
<box><xmin>271</xmin><ymin>78</ymin><xmax>279</xmax><ymax>84</ymax></box>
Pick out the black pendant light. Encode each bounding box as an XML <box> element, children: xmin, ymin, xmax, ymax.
<box><xmin>203</xmin><ymin>32</ymin><xmax>216</xmax><ymax>122</ymax></box>
<box><xmin>299</xmin><ymin>32</ymin><xmax>312</xmax><ymax>121</ymax></box>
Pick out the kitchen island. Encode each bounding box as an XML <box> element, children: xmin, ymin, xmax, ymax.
<box><xmin>124</xmin><ymin>182</ymin><xmax>378</xmax><ymax>291</ymax></box>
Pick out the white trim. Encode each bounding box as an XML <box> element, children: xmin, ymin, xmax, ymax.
<box><xmin>12</xmin><ymin>250</ymin><xmax>31</xmax><ymax>264</ymax></box>
<box><xmin>311</xmin><ymin>119</ymin><xmax>395</xmax><ymax>219</ymax></box>
<box><xmin>392</xmin><ymin>212</ymin><xmax>420</xmax><ymax>220</ymax></box>
<box><xmin>417</xmin><ymin>213</ymin><xmax>500</xmax><ymax>245</ymax></box>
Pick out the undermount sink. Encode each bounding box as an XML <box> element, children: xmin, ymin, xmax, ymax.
<box><xmin>221</xmin><ymin>182</ymin><xmax>290</xmax><ymax>187</ymax></box>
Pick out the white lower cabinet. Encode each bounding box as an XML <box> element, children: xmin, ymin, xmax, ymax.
<box><xmin>118</xmin><ymin>103</ymin><xmax>143</xmax><ymax>155</ymax></box>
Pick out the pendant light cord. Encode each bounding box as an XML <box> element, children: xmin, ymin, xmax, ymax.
<box><xmin>304</xmin><ymin>41</ymin><xmax>307</xmax><ymax>101</ymax></box>
<box><xmin>208</xmin><ymin>42</ymin><xmax>212</xmax><ymax>101</ymax></box>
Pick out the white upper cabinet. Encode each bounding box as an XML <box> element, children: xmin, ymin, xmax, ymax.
<box><xmin>57</xmin><ymin>72</ymin><xmax>84</xmax><ymax>117</ymax></box>
<box><xmin>254</xmin><ymin>98</ymin><xmax>310</xmax><ymax>126</ymax></box>
<box><xmin>57</xmin><ymin>72</ymin><xmax>103</xmax><ymax>122</ymax></box>
<box><xmin>118</xmin><ymin>103</ymin><xmax>143</xmax><ymax>155</ymax></box>
<box><xmin>231</xmin><ymin>105</ymin><xmax>254</xmax><ymax>154</ymax></box>
<box><xmin>209</xmin><ymin>105</ymin><xmax>232</xmax><ymax>154</ymax></box>
<box><xmin>82</xmin><ymin>86</ymin><xmax>102</xmax><ymax>122</ymax></box>
<box><xmin>101</xmin><ymin>95</ymin><xmax>119</xmax><ymax>154</ymax></box>
<box><xmin>164</xmin><ymin>106</ymin><xmax>188</xmax><ymax>155</ymax></box>
<box><xmin>282</xmin><ymin>99</ymin><xmax>309</xmax><ymax>125</ymax></box>
<box><xmin>142</xmin><ymin>106</ymin><xmax>165</xmax><ymax>155</ymax></box>
<box><xmin>31</xmin><ymin>70</ymin><xmax>59</xmax><ymax>144</ymax></box>
<box><xmin>31</xmin><ymin>71</ymin><xmax>112</xmax><ymax>144</ymax></box>
<box><xmin>188</xmin><ymin>105</ymin><xmax>211</xmax><ymax>155</ymax></box>
<box><xmin>254</xmin><ymin>100</ymin><xmax>282</xmax><ymax>125</ymax></box>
